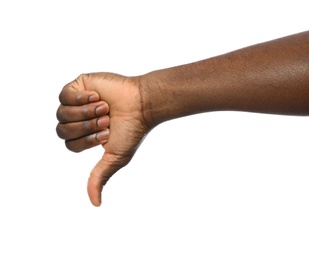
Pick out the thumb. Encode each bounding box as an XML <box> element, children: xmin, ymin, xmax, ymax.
<box><xmin>87</xmin><ymin>152</ymin><xmax>132</xmax><ymax>207</ymax></box>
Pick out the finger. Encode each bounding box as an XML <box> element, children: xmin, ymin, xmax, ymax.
<box><xmin>87</xmin><ymin>153</ymin><xmax>132</xmax><ymax>207</ymax></box>
<box><xmin>57</xmin><ymin>115</ymin><xmax>110</xmax><ymax>140</ymax></box>
<box><xmin>57</xmin><ymin>101</ymin><xmax>109</xmax><ymax>123</ymax></box>
<box><xmin>59</xmin><ymin>84</ymin><xmax>100</xmax><ymax>106</ymax></box>
<box><xmin>63</xmin><ymin>129</ymin><xmax>110</xmax><ymax>152</ymax></box>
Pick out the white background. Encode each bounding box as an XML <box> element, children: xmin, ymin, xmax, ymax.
<box><xmin>0</xmin><ymin>1</ymin><xmax>308</xmax><ymax>259</ymax></box>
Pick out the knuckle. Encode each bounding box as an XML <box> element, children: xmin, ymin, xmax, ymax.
<box><xmin>76</xmin><ymin>92</ymin><xmax>84</xmax><ymax>103</ymax></box>
<box><xmin>56</xmin><ymin>123</ymin><xmax>67</xmax><ymax>139</ymax></box>
<box><xmin>58</xmin><ymin>86</ymin><xmax>67</xmax><ymax>103</ymax></box>
<box><xmin>65</xmin><ymin>140</ymin><xmax>82</xmax><ymax>153</ymax></box>
<box><xmin>58</xmin><ymin>91</ymin><xmax>66</xmax><ymax>105</ymax></box>
<box><xmin>85</xmin><ymin>133</ymin><xmax>97</xmax><ymax>145</ymax></box>
<box><xmin>56</xmin><ymin>106</ymin><xmax>67</xmax><ymax>122</ymax></box>
<box><xmin>58</xmin><ymin>84</ymin><xmax>72</xmax><ymax>104</ymax></box>
<box><xmin>82</xmin><ymin>105</ymin><xmax>92</xmax><ymax>118</ymax></box>
<box><xmin>82</xmin><ymin>120</ymin><xmax>93</xmax><ymax>132</ymax></box>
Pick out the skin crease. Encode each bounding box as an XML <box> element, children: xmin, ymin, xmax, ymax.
<box><xmin>56</xmin><ymin>30</ymin><xmax>309</xmax><ymax>207</ymax></box>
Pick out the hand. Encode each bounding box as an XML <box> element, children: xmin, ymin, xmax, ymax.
<box><xmin>56</xmin><ymin>73</ymin><xmax>150</xmax><ymax>206</ymax></box>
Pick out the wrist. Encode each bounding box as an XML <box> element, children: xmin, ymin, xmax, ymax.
<box><xmin>137</xmin><ymin>69</ymin><xmax>180</xmax><ymax>129</ymax></box>
<box><xmin>137</xmin><ymin>62</ymin><xmax>220</xmax><ymax>129</ymax></box>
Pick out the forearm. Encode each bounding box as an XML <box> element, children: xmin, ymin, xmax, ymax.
<box><xmin>139</xmin><ymin>31</ymin><xmax>309</xmax><ymax>128</ymax></box>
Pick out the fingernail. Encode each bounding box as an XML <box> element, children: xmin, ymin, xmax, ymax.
<box><xmin>89</xmin><ymin>94</ymin><xmax>99</xmax><ymax>102</ymax></box>
<box><xmin>97</xmin><ymin>116</ymin><xmax>109</xmax><ymax>128</ymax></box>
<box><xmin>96</xmin><ymin>129</ymin><xmax>109</xmax><ymax>142</ymax></box>
<box><xmin>95</xmin><ymin>103</ymin><xmax>108</xmax><ymax>116</ymax></box>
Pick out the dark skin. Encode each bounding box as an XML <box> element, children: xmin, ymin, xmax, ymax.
<box><xmin>56</xmin><ymin>31</ymin><xmax>309</xmax><ymax>206</ymax></box>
